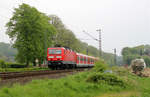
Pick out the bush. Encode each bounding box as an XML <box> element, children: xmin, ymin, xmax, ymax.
<box><xmin>0</xmin><ymin>59</ymin><xmax>5</xmax><ymax>68</ymax></box>
<box><xmin>92</xmin><ymin>60</ymin><xmax>108</xmax><ymax>72</ymax></box>
<box><xmin>111</xmin><ymin>66</ymin><xmax>131</xmax><ymax>76</ymax></box>
<box><xmin>5</xmin><ymin>62</ymin><xmax>26</xmax><ymax>68</ymax></box>
<box><xmin>86</xmin><ymin>72</ymin><xmax>127</xmax><ymax>87</ymax></box>
<box><xmin>142</xmin><ymin>55</ymin><xmax>150</xmax><ymax>67</ymax></box>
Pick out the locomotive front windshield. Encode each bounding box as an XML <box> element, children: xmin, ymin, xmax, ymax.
<box><xmin>49</xmin><ymin>49</ymin><xmax>62</xmax><ymax>54</ymax></box>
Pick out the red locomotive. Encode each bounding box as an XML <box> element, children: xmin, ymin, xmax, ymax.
<box><xmin>47</xmin><ymin>47</ymin><xmax>98</xmax><ymax>69</ymax></box>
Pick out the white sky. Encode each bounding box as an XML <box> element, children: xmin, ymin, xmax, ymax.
<box><xmin>0</xmin><ymin>0</ymin><xmax>149</xmax><ymax>55</ymax></box>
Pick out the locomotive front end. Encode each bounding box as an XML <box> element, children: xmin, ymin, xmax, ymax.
<box><xmin>47</xmin><ymin>48</ymin><xmax>64</xmax><ymax>69</ymax></box>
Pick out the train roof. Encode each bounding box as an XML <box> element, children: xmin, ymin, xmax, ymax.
<box><xmin>48</xmin><ymin>47</ymin><xmax>72</xmax><ymax>50</ymax></box>
<box><xmin>48</xmin><ymin>47</ymin><xmax>65</xmax><ymax>49</ymax></box>
<box><xmin>76</xmin><ymin>53</ymin><xmax>96</xmax><ymax>59</ymax></box>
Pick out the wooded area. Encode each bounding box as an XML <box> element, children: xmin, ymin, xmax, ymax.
<box><xmin>0</xmin><ymin>3</ymin><xmax>117</xmax><ymax>66</ymax></box>
<box><xmin>122</xmin><ymin>45</ymin><xmax>150</xmax><ymax>67</ymax></box>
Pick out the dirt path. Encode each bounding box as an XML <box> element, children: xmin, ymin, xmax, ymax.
<box><xmin>142</xmin><ymin>68</ymin><xmax>150</xmax><ymax>77</ymax></box>
<box><xmin>97</xmin><ymin>91</ymin><xmax>140</xmax><ymax>97</ymax></box>
<box><xmin>0</xmin><ymin>72</ymin><xmax>76</xmax><ymax>88</ymax></box>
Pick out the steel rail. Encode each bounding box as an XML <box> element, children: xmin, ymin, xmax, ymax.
<box><xmin>0</xmin><ymin>69</ymin><xmax>85</xmax><ymax>80</ymax></box>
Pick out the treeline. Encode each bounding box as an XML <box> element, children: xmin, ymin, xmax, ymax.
<box><xmin>3</xmin><ymin>3</ymin><xmax>116</xmax><ymax>66</ymax></box>
<box><xmin>0</xmin><ymin>42</ymin><xmax>117</xmax><ymax>65</ymax></box>
<box><xmin>0</xmin><ymin>42</ymin><xmax>17</xmax><ymax>62</ymax></box>
<box><xmin>122</xmin><ymin>45</ymin><xmax>150</xmax><ymax>66</ymax></box>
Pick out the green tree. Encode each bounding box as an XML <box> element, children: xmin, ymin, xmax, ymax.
<box><xmin>6</xmin><ymin>4</ymin><xmax>56</xmax><ymax>66</ymax></box>
<box><xmin>122</xmin><ymin>45</ymin><xmax>150</xmax><ymax>65</ymax></box>
<box><xmin>49</xmin><ymin>15</ymin><xmax>118</xmax><ymax>66</ymax></box>
<box><xmin>49</xmin><ymin>15</ymin><xmax>79</xmax><ymax>51</ymax></box>
<box><xmin>142</xmin><ymin>55</ymin><xmax>150</xmax><ymax>67</ymax></box>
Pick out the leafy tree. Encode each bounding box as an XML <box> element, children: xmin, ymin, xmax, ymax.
<box><xmin>48</xmin><ymin>15</ymin><xmax>79</xmax><ymax>51</ymax></box>
<box><xmin>122</xmin><ymin>45</ymin><xmax>150</xmax><ymax>65</ymax></box>
<box><xmin>0</xmin><ymin>42</ymin><xmax>17</xmax><ymax>62</ymax></box>
<box><xmin>142</xmin><ymin>55</ymin><xmax>150</xmax><ymax>67</ymax></box>
<box><xmin>6</xmin><ymin>4</ymin><xmax>56</xmax><ymax>66</ymax></box>
<box><xmin>48</xmin><ymin>15</ymin><xmax>65</xmax><ymax>45</ymax></box>
<box><xmin>124</xmin><ymin>54</ymin><xmax>141</xmax><ymax>65</ymax></box>
<box><xmin>0</xmin><ymin>59</ymin><xmax>5</xmax><ymax>68</ymax></box>
<box><xmin>49</xmin><ymin>15</ymin><xmax>118</xmax><ymax>65</ymax></box>
<box><xmin>0</xmin><ymin>42</ymin><xmax>17</xmax><ymax>57</ymax></box>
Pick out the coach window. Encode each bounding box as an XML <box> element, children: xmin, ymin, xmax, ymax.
<box><xmin>92</xmin><ymin>59</ymin><xmax>94</xmax><ymax>63</ymax></box>
<box><xmin>86</xmin><ymin>58</ymin><xmax>87</xmax><ymax>61</ymax></box>
<box><xmin>78</xmin><ymin>56</ymin><xmax>80</xmax><ymax>64</ymax></box>
<box><xmin>80</xmin><ymin>56</ymin><xmax>82</xmax><ymax>61</ymax></box>
<box><xmin>86</xmin><ymin>57</ymin><xmax>88</xmax><ymax>63</ymax></box>
<box><xmin>78</xmin><ymin>56</ymin><xmax>80</xmax><ymax>60</ymax></box>
<box><xmin>82</xmin><ymin>57</ymin><xmax>84</xmax><ymax>61</ymax></box>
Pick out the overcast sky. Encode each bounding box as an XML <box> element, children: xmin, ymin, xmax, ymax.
<box><xmin>0</xmin><ymin>0</ymin><xmax>149</xmax><ymax>55</ymax></box>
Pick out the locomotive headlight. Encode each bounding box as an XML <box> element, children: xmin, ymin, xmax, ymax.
<box><xmin>56</xmin><ymin>56</ymin><xmax>62</xmax><ymax>58</ymax></box>
<box><xmin>49</xmin><ymin>56</ymin><xmax>54</xmax><ymax>58</ymax></box>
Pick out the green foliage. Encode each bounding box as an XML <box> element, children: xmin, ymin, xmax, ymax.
<box><xmin>122</xmin><ymin>45</ymin><xmax>145</xmax><ymax>56</ymax></box>
<box><xmin>0</xmin><ymin>67</ymin><xmax>49</xmax><ymax>72</ymax></box>
<box><xmin>87</xmin><ymin>45</ymin><xmax>99</xmax><ymax>56</ymax></box>
<box><xmin>49</xmin><ymin>15</ymin><xmax>79</xmax><ymax>51</ymax></box>
<box><xmin>0</xmin><ymin>71</ymin><xmax>131</xmax><ymax>97</ymax></box>
<box><xmin>6</xmin><ymin>4</ymin><xmax>56</xmax><ymax>66</ymax></box>
<box><xmin>89</xmin><ymin>61</ymin><xmax>127</xmax><ymax>88</ymax></box>
<box><xmin>3</xmin><ymin>7</ymin><xmax>116</xmax><ymax>66</ymax></box>
<box><xmin>124</xmin><ymin>54</ymin><xmax>141</xmax><ymax>65</ymax></box>
<box><xmin>5</xmin><ymin>62</ymin><xmax>26</xmax><ymax>68</ymax></box>
<box><xmin>111</xmin><ymin>66</ymin><xmax>131</xmax><ymax>76</ymax></box>
<box><xmin>1</xmin><ymin>4</ymin><xmax>118</xmax><ymax>67</ymax></box>
<box><xmin>102</xmin><ymin>52</ymin><xmax>117</xmax><ymax>65</ymax></box>
<box><xmin>86</xmin><ymin>72</ymin><xmax>126</xmax><ymax>87</ymax></box>
<box><xmin>0</xmin><ymin>42</ymin><xmax>17</xmax><ymax>62</ymax></box>
<box><xmin>49</xmin><ymin>15</ymin><xmax>117</xmax><ymax>66</ymax></box>
<box><xmin>1</xmin><ymin>66</ymin><xmax>150</xmax><ymax>97</ymax></box>
<box><xmin>0</xmin><ymin>59</ymin><xmax>5</xmax><ymax>68</ymax></box>
<box><xmin>142</xmin><ymin>55</ymin><xmax>150</xmax><ymax>67</ymax></box>
<box><xmin>122</xmin><ymin>45</ymin><xmax>150</xmax><ymax>66</ymax></box>
<box><xmin>0</xmin><ymin>42</ymin><xmax>17</xmax><ymax>57</ymax></box>
<box><xmin>92</xmin><ymin>60</ymin><xmax>108</xmax><ymax>72</ymax></box>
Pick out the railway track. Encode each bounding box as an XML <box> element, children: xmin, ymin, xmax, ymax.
<box><xmin>0</xmin><ymin>69</ymin><xmax>86</xmax><ymax>80</ymax></box>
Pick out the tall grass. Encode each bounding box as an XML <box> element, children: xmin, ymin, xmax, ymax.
<box><xmin>0</xmin><ymin>71</ymin><xmax>131</xmax><ymax>97</ymax></box>
<box><xmin>0</xmin><ymin>60</ymin><xmax>150</xmax><ymax>97</ymax></box>
<box><xmin>0</xmin><ymin>67</ymin><xmax>49</xmax><ymax>72</ymax></box>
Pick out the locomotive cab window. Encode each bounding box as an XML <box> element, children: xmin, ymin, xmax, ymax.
<box><xmin>49</xmin><ymin>49</ymin><xmax>62</xmax><ymax>54</ymax></box>
<box><xmin>55</xmin><ymin>50</ymin><xmax>61</xmax><ymax>54</ymax></box>
<box><xmin>49</xmin><ymin>49</ymin><xmax>55</xmax><ymax>54</ymax></box>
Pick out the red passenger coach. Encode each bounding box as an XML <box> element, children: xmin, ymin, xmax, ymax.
<box><xmin>76</xmin><ymin>53</ymin><xmax>95</xmax><ymax>67</ymax></box>
<box><xmin>47</xmin><ymin>47</ymin><xmax>98</xmax><ymax>69</ymax></box>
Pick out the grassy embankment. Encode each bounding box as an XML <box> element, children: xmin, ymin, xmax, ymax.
<box><xmin>0</xmin><ymin>60</ymin><xmax>49</xmax><ymax>72</ymax></box>
<box><xmin>0</xmin><ymin>67</ymin><xmax>49</xmax><ymax>72</ymax></box>
<box><xmin>0</xmin><ymin>60</ymin><xmax>150</xmax><ymax>97</ymax></box>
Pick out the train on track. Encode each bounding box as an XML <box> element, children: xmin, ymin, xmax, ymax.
<box><xmin>47</xmin><ymin>47</ymin><xmax>99</xmax><ymax>69</ymax></box>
